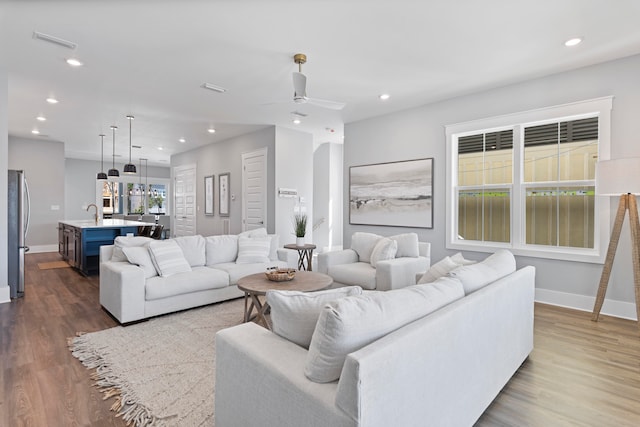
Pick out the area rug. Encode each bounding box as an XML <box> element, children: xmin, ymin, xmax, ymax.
<box><xmin>69</xmin><ymin>298</ymin><xmax>245</xmax><ymax>426</ymax></box>
<box><xmin>38</xmin><ymin>261</ymin><xmax>70</xmax><ymax>270</ymax></box>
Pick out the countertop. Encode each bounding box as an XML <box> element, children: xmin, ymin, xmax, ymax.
<box><xmin>59</xmin><ymin>219</ymin><xmax>155</xmax><ymax>229</ymax></box>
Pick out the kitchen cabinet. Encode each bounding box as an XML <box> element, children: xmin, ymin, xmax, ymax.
<box><xmin>58</xmin><ymin>219</ymin><xmax>152</xmax><ymax>275</ymax></box>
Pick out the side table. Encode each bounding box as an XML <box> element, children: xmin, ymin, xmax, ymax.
<box><xmin>284</xmin><ymin>243</ymin><xmax>317</xmax><ymax>271</ymax></box>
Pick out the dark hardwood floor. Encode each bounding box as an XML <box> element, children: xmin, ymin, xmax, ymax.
<box><xmin>1</xmin><ymin>252</ymin><xmax>123</xmax><ymax>427</ymax></box>
<box><xmin>1</xmin><ymin>252</ymin><xmax>639</xmax><ymax>426</ymax></box>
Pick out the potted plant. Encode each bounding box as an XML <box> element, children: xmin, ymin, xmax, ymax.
<box><xmin>293</xmin><ymin>213</ymin><xmax>307</xmax><ymax>246</ymax></box>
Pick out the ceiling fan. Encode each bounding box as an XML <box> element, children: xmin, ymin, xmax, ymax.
<box><xmin>291</xmin><ymin>53</ymin><xmax>345</xmax><ymax>110</ymax></box>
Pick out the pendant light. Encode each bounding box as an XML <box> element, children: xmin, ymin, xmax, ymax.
<box><xmin>108</xmin><ymin>125</ymin><xmax>119</xmax><ymax>177</ymax></box>
<box><xmin>96</xmin><ymin>134</ymin><xmax>108</xmax><ymax>180</ymax></box>
<box><xmin>123</xmin><ymin>115</ymin><xmax>137</xmax><ymax>174</ymax></box>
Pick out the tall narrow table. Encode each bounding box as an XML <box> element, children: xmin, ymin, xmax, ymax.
<box><xmin>284</xmin><ymin>243</ymin><xmax>317</xmax><ymax>271</ymax></box>
<box><xmin>236</xmin><ymin>271</ymin><xmax>332</xmax><ymax>329</ymax></box>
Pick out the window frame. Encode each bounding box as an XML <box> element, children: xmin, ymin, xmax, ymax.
<box><xmin>445</xmin><ymin>97</ymin><xmax>612</xmax><ymax>263</ymax></box>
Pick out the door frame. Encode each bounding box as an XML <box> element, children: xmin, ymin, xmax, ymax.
<box><xmin>241</xmin><ymin>147</ymin><xmax>268</xmax><ymax>232</ymax></box>
<box><xmin>172</xmin><ymin>163</ymin><xmax>197</xmax><ymax>237</ymax></box>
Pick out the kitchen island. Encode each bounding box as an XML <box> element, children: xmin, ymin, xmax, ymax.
<box><xmin>58</xmin><ymin>219</ymin><xmax>154</xmax><ymax>275</ymax></box>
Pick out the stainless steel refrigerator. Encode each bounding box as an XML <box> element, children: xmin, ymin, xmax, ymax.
<box><xmin>8</xmin><ymin>169</ymin><xmax>30</xmax><ymax>299</ymax></box>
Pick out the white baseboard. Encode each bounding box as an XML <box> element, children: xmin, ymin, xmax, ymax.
<box><xmin>0</xmin><ymin>286</ymin><xmax>10</xmax><ymax>304</ymax></box>
<box><xmin>535</xmin><ymin>288</ymin><xmax>638</xmax><ymax>321</ymax></box>
<box><xmin>27</xmin><ymin>245</ymin><xmax>58</xmax><ymax>254</ymax></box>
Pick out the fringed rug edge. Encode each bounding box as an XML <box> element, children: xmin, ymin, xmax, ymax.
<box><xmin>68</xmin><ymin>333</ymin><xmax>157</xmax><ymax>427</ymax></box>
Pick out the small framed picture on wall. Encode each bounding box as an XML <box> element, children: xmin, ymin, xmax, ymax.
<box><xmin>204</xmin><ymin>175</ymin><xmax>214</xmax><ymax>216</ymax></box>
<box><xmin>219</xmin><ymin>173</ymin><xmax>230</xmax><ymax>217</ymax></box>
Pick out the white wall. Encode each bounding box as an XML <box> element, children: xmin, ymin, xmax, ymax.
<box><xmin>8</xmin><ymin>136</ymin><xmax>65</xmax><ymax>250</ymax></box>
<box><xmin>345</xmin><ymin>54</ymin><xmax>640</xmax><ymax>319</ymax></box>
<box><xmin>313</xmin><ymin>142</ymin><xmax>343</xmax><ymax>252</ymax></box>
<box><xmin>0</xmin><ymin>64</ymin><xmax>9</xmax><ymax>302</ymax></box>
<box><xmin>275</xmin><ymin>127</ymin><xmax>314</xmax><ymax>245</ymax></box>
<box><xmin>171</xmin><ymin>127</ymin><xmax>276</xmax><ymax>235</ymax></box>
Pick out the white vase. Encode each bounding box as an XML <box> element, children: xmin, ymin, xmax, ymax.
<box><xmin>296</xmin><ymin>237</ymin><xmax>305</xmax><ymax>247</ymax></box>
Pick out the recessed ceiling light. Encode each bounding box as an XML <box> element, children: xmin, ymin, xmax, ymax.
<box><xmin>66</xmin><ymin>58</ymin><xmax>83</xmax><ymax>67</ymax></box>
<box><xmin>564</xmin><ymin>37</ymin><xmax>583</xmax><ymax>47</ymax></box>
<box><xmin>179</xmin><ymin>138</ymin><xmax>186</xmax><ymax>143</ymax></box>
<box><xmin>293</xmin><ymin>118</ymin><xmax>301</xmax><ymax>124</ymax></box>
<box><xmin>208</xmin><ymin>128</ymin><xmax>216</xmax><ymax>134</ymax></box>
<box><xmin>157</xmin><ymin>147</ymin><xmax>164</xmax><ymax>151</ymax></box>
<box><xmin>31</xmin><ymin>129</ymin><xmax>40</xmax><ymax>134</ymax></box>
<box><xmin>379</xmin><ymin>94</ymin><xmax>390</xmax><ymax>100</ymax></box>
<box><xmin>36</xmin><ymin>116</ymin><xmax>46</xmax><ymax>121</ymax></box>
<box><xmin>46</xmin><ymin>97</ymin><xmax>59</xmax><ymax>104</ymax></box>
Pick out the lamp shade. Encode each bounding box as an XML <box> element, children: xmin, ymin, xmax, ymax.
<box><xmin>596</xmin><ymin>158</ymin><xmax>640</xmax><ymax>196</ymax></box>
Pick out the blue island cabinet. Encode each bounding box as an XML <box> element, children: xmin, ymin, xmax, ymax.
<box><xmin>58</xmin><ymin>220</ymin><xmax>150</xmax><ymax>276</ymax></box>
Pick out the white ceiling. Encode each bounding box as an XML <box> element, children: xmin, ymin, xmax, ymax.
<box><xmin>3</xmin><ymin>0</ymin><xmax>640</xmax><ymax>166</ymax></box>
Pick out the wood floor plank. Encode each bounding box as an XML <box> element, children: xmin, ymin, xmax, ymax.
<box><xmin>2</xmin><ymin>253</ymin><xmax>640</xmax><ymax>426</ymax></box>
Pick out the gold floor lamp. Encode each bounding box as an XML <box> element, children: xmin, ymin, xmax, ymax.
<box><xmin>592</xmin><ymin>158</ymin><xmax>640</xmax><ymax>326</ymax></box>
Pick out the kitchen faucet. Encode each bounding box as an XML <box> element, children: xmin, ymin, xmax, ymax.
<box><xmin>87</xmin><ymin>203</ymin><xmax>99</xmax><ymax>224</ymax></box>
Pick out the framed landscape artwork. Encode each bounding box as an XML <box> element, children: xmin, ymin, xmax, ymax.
<box><xmin>219</xmin><ymin>173</ymin><xmax>230</xmax><ymax>217</ymax></box>
<box><xmin>349</xmin><ymin>158</ymin><xmax>433</xmax><ymax>228</ymax></box>
<box><xmin>204</xmin><ymin>175</ymin><xmax>214</xmax><ymax>216</ymax></box>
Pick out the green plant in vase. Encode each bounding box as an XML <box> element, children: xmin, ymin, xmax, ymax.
<box><xmin>293</xmin><ymin>213</ymin><xmax>307</xmax><ymax>246</ymax></box>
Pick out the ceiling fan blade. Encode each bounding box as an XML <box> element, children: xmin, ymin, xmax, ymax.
<box><xmin>306</xmin><ymin>97</ymin><xmax>346</xmax><ymax>110</ymax></box>
<box><xmin>292</xmin><ymin>71</ymin><xmax>307</xmax><ymax>98</ymax></box>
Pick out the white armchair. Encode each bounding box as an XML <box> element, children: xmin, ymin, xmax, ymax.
<box><xmin>318</xmin><ymin>232</ymin><xmax>430</xmax><ymax>291</ymax></box>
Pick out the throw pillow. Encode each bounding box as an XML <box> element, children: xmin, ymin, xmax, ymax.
<box><xmin>173</xmin><ymin>235</ymin><xmax>206</xmax><ymax>267</ymax></box>
<box><xmin>449</xmin><ymin>249</ymin><xmax>516</xmax><ymax>295</ymax></box>
<box><xmin>350</xmin><ymin>232</ymin><xmax>383</xmax><ymax>263</ymax></box>
<box><xmin>148</xmin><ymin>240</ymin><xmax>192</xmax><ymax>277</ymax></box>
<box><xmin>236</xmin><ymin>236</ymin><xmax>271</xmax><ymax>264</ymax></box>
<box><xmin>451</xmin><ymin>252</ymin><xmax>476</xmax><ymax>266</ymax></box>
<box><xmin>417</xmin><ymin>256</ymin><xmax>459</xmax><ymax>284</ymax></box>
<box><xmin>266</xmin><ymin>286</ymin><xmax>362</xmax><ymax>349</ymax></box>
<box><xmin>305</xmin><ymin>278</ymin><xmax>465</xmax><ymax>383</ymax></box>
<box><xmin>369</xmin><ymin>238</ymin><xmax>398</xmax><ymax>268</ymax></box>
<box><xmin>389</xmin><ymin>233</ymin><xmax>420</xmax><ymax>258</ymax></box>
<box><xmin>205</xmin><ymin>235</ymin><xmax>239</xmax><ymax>265</ymax></box>
<box><xmin>122</xmin><ymin>245</ymin><xmax>158</xmax><ymax>279</ymax></box>
<box><xmin>111</xmin><ymin>236</ymin><xmax>154</xmax><ymax>262</ymax></box>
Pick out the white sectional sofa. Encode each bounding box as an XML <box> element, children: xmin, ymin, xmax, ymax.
<box><xmin>99</xmin><ymin>229</ymin><xmax>297</xmax><ymax>324</ymax></box>
<box><xmin>215</xmin><ymin>250</ymin><xmax>535</xmax><ymax>427</ymax></box>
<box><xmin>318</xmin><ymin>232</ymin><xmax>431</xmax><ymax>290</ymax></box>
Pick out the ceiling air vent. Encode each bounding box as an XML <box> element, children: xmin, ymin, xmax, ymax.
<box><xmin>32</xmin><ymin>31</ymin><xmax>78</xmax><ymax>50</ymax></box>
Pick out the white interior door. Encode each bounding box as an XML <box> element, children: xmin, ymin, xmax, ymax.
<box><xmin>173</xmin><ymin>164</ymin><xmax>196</xmax><ymax>236</ymax></box>
<box><xmin>242</xmin><ymin>148</ymin><xmax>267</xmax><ymax>231</ymax></box>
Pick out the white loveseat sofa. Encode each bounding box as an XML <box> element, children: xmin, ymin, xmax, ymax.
<box><xmin>100</xmin><ymin>229</ymin><xmax>296</xmax><ymax>324</ymax></box>
<box><xmin>215</xmin><ymin>250</ymin><xmax>535</xmax><ymax>427</ymax></box>
<box><xmin>318</xmin><ymin>232</ymin><xmax>431</xmax><ymax>290</ymax></box>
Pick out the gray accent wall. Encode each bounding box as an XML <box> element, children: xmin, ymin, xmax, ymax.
<box><xmin>344</xmin><ymin>54</ymin><xmax>640</xmax><ymax>307</ymax></box>
<box><xmin>8</xmin><ymin>136</ymin><xmax>65</xmax><ymax>248</ymax></box>
<box><xmin>171</xmin><ymin>127</ymin><xmax>277</xmax><ymax>236</ymax></box>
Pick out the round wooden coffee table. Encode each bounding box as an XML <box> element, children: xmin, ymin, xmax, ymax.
<box><xmin>237</xmin><ymin>271</ymin><xmax>333</xmax><ymax>330</ymax></box>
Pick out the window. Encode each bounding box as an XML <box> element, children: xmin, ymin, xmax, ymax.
<box><xmin>446</xmin><ymin>97</ymin><xmax>612</xmax><ymax>263</ymax></box>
